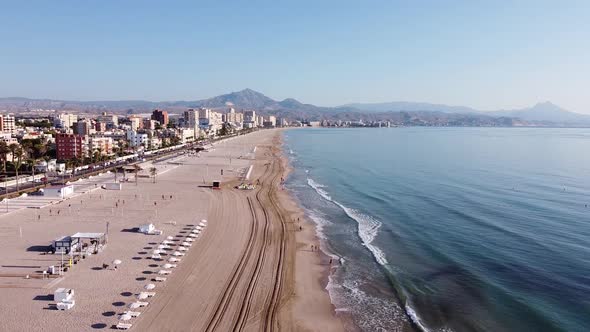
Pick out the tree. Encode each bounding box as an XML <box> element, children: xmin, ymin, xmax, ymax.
<box><xmin>149</xmin><ymin>167</ymin><xmax>157</xmax><ymax>183</ymax></box>
<box><xmin>0</xmin><ymin>141</ymin><xmax>9</xmax><ymax>174</ymax></box>
<box><xmin>13</xmin><ymin>145</ymin><xmax>24</xmax><ymax>191</ymax></box>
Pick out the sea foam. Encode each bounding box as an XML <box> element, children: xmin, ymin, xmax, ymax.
<box><xmin>307</xmin><ymin>178</ymin><xmax>388</xmax><ymax>265</ymax></box>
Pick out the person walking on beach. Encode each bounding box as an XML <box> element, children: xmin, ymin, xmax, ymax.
<box><xmin>329</xmin><ymin>258</ymin><xmax>333</xmax><ymax>265</ymax></box>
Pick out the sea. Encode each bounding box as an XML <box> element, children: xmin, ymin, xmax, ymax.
<box><xmin>282</xmin><ymin>127</ymin><xmax>590</xmax><ymax>332</ymax></box>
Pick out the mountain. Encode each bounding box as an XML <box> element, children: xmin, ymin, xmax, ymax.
<box><xmin>340</xmin><ymin>101</ymin><xmax>478</xmax><ymax>114</ymax></box>
<box><xmin>1</xmin><ymin>89</ymin><xmax>590</xmax><ymax>126</ymax></box>
<box><xmin>190</xmin><ymin>88</ymin><xmax>277</xmax><ymax>109</ymax></box>
<box><xmin>487</xmin><ymin>102</ymin><xmax>590</xmax><ymax>125</ymax></box>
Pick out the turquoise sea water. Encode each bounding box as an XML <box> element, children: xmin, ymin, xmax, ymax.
<box><xmin>283</xmin><ymin>128</ymin><xmax>590</xmax><ymax>332</ymax></box>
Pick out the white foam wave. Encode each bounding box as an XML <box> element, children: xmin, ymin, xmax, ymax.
<box><xmin>307</xmin><ymin>177</ymin><xmax>388</xmax><ymax>266</ymax></box>
<box><xmin>307</xmin><ymin>210</ymin><xmax>330</xmax><ymax>240</ymax></box>
<box><xmin>406</xmin><ymin>303</ymin><xmax>433</xmax><ymax>332</ymax></box>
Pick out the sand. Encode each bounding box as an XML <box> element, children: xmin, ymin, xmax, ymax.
<box><xmin>0</xmin><ymin>129</ymin><xmax>344</xmax><ymax>331</ymax></box>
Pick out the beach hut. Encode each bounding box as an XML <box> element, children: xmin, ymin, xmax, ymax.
<box><xmin>139</xmin><ymin>224</ymin><xmax>155</xmax><ymax>234</ymax></box>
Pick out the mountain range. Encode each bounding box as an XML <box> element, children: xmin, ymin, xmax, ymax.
<box><xmin>1</xmin><ymin>89</ymin><xmax>589</xmax><ymax>126</ymax></box>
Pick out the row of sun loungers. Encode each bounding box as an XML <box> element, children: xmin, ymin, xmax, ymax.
<box><xmin>118</xmin><ymin>219</ymin><xmax>207</xmax><ymax>329</ymax></box>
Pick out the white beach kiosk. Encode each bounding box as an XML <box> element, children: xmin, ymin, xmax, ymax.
<box><xmin>43</xmin><ymin>185</ymin><xmax>74</xmax><ymax>199</ymax></box>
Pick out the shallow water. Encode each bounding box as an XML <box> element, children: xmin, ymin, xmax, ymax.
<box><xmin>283</xmin><ymin>127</ymin><xmax>590</xmax><ymax>332</ymax></box>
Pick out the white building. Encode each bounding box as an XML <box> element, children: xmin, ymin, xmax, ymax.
<box><xmin>126</xmin><ymin>130</ymin><xmax>148</xmax><ymax>147</ymax></box>
<box><xmin>54</xmin><ymin>113</ymin><xmax>78</xmax><ymax>129</ymax></box>
<box><xmin>1</xmin><ymin>114</ymin><xmax>16</xmax><ymax>133</ymax></box>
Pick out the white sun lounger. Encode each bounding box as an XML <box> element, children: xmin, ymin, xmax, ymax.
<box><xmin>154</xmin><ymin>277</ymin><xmax>167</xmax><ymax>282</ymax></box>
<box><xmin>173</xmin><ymin>251</ymin><xmax>185</xmax><ymax>256</ymax></box>
<box><xmin>135</xmin><ymin>301</ymin><xmax>149</xmax><ymax>307</ymax></box>
<box><xmin>151</xmin><ymin>254</ymin><xmax>161</xmax><ymax>259</ymax></box>
<box><xmin>144</xmin><ymin>292</ymin><xmax>156</xmax><ymax>297</ymax></box>
<box><xmin>158</xmin><ymin>270</ymin><xmax>172</xmax><ymax>275</ymax></box>
<box><xmin>178</xmin><ymin>246</ymin><xmax>187</xmax><ymax>251</ymax></box>
<box><xmin>116</xmin><ymin>323</ymin><xmax>132</xmax><ymax>330</ymax></box>
<box><xmin>124</xmin><ymin>311</ymin><xmax>141</xmax><ymax>317</ymax></box>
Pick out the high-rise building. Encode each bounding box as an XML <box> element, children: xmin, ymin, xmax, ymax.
<box><xmin>128</xmin><ymin>116</ymin><xmax>143</xmax><ymax>131</ymax></box>
<box><xmin>56</xmin><ymin>133</ymin><xmax>87</xmax><ymax>160</ymax></box>
<box><xmin>54</xmin><ymin>113</ymin><xmax>78</xmax><ymax>129</ymax></box>
<box><xmin>183</xmin><ymin>109</ymin><xmax>201</xmax><ymax>137</ymax></box>
<box><xmin>75</xmin><ymin>119</ymin><xmax>94</xmax><ymax>135</ymax></box>
<box><xmin>244</xmin><ymin>110</ymin><xmax>256</xmax><ymax>128</ymax></box>
<box><xmin>151</xmin><ymin>109</ymin><xmax>169</xmax><ymax>126</ymax></box>
<box><xmin>1</xmin><ymin>114</ymin><xmax>16</xmax><ymax>133</ymax></box>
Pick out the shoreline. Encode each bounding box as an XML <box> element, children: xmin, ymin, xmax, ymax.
<box><xmin>276</xmin><ymin>130</ymin><xmax>355</xmax><ymax>331</ymax></box>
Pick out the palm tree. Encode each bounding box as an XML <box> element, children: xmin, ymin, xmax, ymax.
<box><xmin>0</xmin><ymin>141</ymin><xmax>9</xmax><ymax>174</ymax></box>
<box><xmin>149</xmin><ymin>167</ymin><xmax>157</xmax><ymax>183</ymax></box>
<box><xmin>13</xmin><ymin>146</ymin><xmax>24</xmax><ymax>191</ymax></box>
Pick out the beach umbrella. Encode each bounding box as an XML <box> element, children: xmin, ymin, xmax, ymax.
<box><xmin>129</xmin><ymin>302</ymin><xmax>141</xmax><ymax>309</ymax></box>
<box><xmin>185</xmin><ymin>238</ymin><xmax>194</xmax><ymax>242</ymax></box>
<box><xmin>112</xmin><ymin>259</ymin><xmax>122</xmax><ymax>265</ymax></box>
<box><xmin>173</xmin><ymin>251</ymin><xmax>183</xmax><ymax>256</ymax></box>
<box><xmin>181</xmin><ymin>242</ymin><xmax>191</xmax><ymax>246</ymax></box>
<box><xmin>153</xmin><ymin>250</ymin><xmax>161</xmax><ymax>254</ymax></box>
<box><xmin>158</xmin><ymin>244</ymin><xmax>167</xmax><ymax>249</ymax></box>
<box><xmin>137</xmin><ymin>293</ymin><xmax>148</xmax><ymax>300</ymax></box>
<box><xmin>191</xmin><ymin>229</ymin><xmax>199</xmax><ymax>233</ymax></box>
<box><xmin>199</xmin><ymin>222</ymin><xmax>206</xmax><ymax>227</ymax></box>
<box><xmin>188</xmin><ymin>234</ymin><xmax>197</xmax><ymax>238</ymax></box>
<box><xmin>201</xmin><ymin>219</ymin><xmax>207</xmax><ymax>223</ymax></box>
<box><xmin>166</xmin><ymin>236</ymin><xmax>174</xmax><ymax>240</ymax></box>
<box><xmin>162</xmin><ymin>263</ymin><xmax>172</xmax><ymax>269</ymax></box>
<box><xmin>162</xmin><ymin>240</ymin><xmax>172</xmax><ymax>244</ymax></box>
<box><xmin>178</xmin><ymin>246</ymin><xmax>187</xmax><ymax>251</ymax></box>
<box><xmin>168</xmin><ymin>257</ymin><xmax>179</xmax><ymax>262</ymax></box>
<box><xmin>120</xmin><ymin>314</ymin><xmax>132</xmax><ymax>321</ymax></box>
<box><xmin>145</xmin><ymin>283</ymin><xmax>156</xmax><ymax>290</ymax></box>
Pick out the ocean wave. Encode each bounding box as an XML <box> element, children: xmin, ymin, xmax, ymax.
<box><xmin>307</xmin><ymin>210</ymin><xmax>330</xmax><ymax>240</ymax></box>
<box><xmin>307</xmin><ymin>177</ymin><xmax>387</xmax><ymax>265</ymax></box>
<box><xmin>307</xmin><ymin>177</ymin><xmax>450</xmax><ymax>332</ymax></box>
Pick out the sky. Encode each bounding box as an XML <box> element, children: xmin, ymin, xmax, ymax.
<box><xmin>1</xmin><ymin>1</ymin><xmax>589</xmax><ymax>113</ymax></box>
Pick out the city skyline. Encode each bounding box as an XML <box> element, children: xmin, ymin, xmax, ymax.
<box><xmin>1</xmin><ymin>1</ymin><xmax>589</xmax><ymax>113</ymax></box>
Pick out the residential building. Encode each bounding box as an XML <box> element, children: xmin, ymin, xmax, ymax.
<box><xmin>243</xmin><ymin>110</ymin><xmax>257</xmax><ymax>128</ymax></box>
<box><xmin>263</xmin><ymin>115</ymin><xmax>277</xmax><ymax>128</ymax></box>
<box><xmin>143</xmin><ymin>119</ymin><xmax>157</xmax><ymax>130</ymax></box>
<box><xmin>151</xmin><ymin>109</ymin><xmax>169</xmax><ymax>126</ymax></box>
<box><xmin>183</xmin><ymin>109</ymin><xmax>201</xmax><ymax>137</ymax></box>
<box><xmin>126</xmin><ymin>130</ymin><xmax>149</xmax><ymax>148</ymax></box>
<box><xmin>88</xmin><ymin>137</ymin><xmax>113</xmax><ymax>156</ymax></box>
<box><xmin>128</xmin><ymin>116</ymin><xmax>143</xmax><ymax>131</ymax></box>
<box><xmin>56</xmin><ymin>133</ymin><xmax>87</xmax><ymax>160</ymax></box>
<box><xmin>54</xmin><ymin>113</ymin><xmax>78</xmax><ymax>129</ymax></box>
<box><xmin>75</xmin><ymin>119</ymin><xmax>94</xmax><ymax>135</ymax></box>
<box><xmin>97</xmin><ymin>113</ymin><xmax>119</xmax><ymax>127</ymax></box>
<box><xmin>94</xmin><ymin>122</ymin><xmax>107</xmax><ymax>132</ymax></box>
<box><xmin>1</xmin><ymin>114</ymin><xmax>16</xmax><ymax>133</ymax></box>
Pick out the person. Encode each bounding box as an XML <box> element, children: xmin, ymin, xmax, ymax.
<box><xmin>329</xmin><ymin>258</ymin><xmax>333</xmax><ymax>265</ymax></box>
<box><xmin>299</xmin><ymin>226</ymin><xmax>302</xmax><ymax>231</ymax></box>
<box><xmin>154</xmin><ymin>201</ymin><xmax>157</xmax><ymax>206</ymax></box>
<box><xmin>170</xmin><ymin>195</ymin><xmax>173</xmax><ymax>199</ymax></box>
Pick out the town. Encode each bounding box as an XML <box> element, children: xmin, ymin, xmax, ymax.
<box><xmin>0</xmin><ymin>108</ymin><xmax>293</xmax><ymax>196</ymax></box>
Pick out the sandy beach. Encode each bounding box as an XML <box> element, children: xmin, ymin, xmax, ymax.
<box><xmin>0</xmin><ymin>129</ymin><xmax>344</xmax><ymax>332</ymax></box>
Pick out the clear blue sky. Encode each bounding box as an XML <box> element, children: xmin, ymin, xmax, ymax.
<box><xmin>1</xmin><ymin>1</ymin><xmax>589</xmax><ymax>113</ymax></box>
